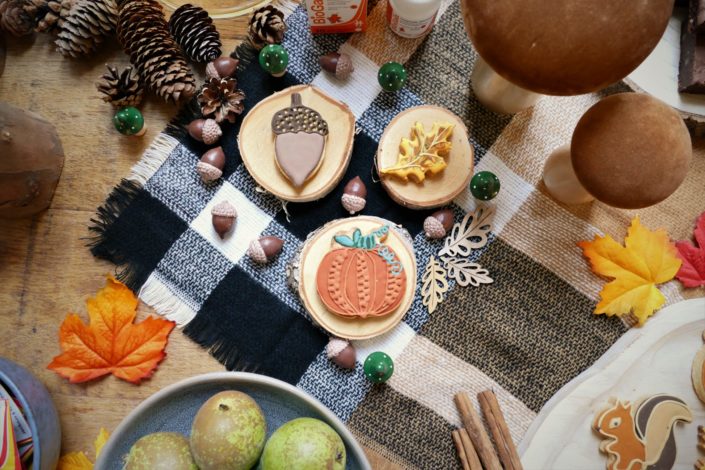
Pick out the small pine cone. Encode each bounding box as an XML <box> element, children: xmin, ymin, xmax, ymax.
<box><xmin>168</xmin><ymin>3</ymin><xmax>221</xmax><ymax>63</ymax></box>
<box><xmin>23</xmin><ymin>0</ymin><xmax>75</xmax><ymax>33</ymax></box>
<box><xmin>117</xmin><ymin>0</ymin><xmax>195</xmax><ymax>102</ymax></box>
<box><xmin>96</xmin><ymin>64</ymin><xmax>144</xmax><ymax>107</ymax></box>
<box><xmin>0</xmin><ymin>0</ymin><xmax>35</xmax><ymax>36</ymax></box>
<box><xmin>247</xmin><ymin>5</ymin><xmax>286</xmax><ymax>50</ymax></box>
<box><xmin>55</xmin><ymin>0</ymin><xmax>117</xmax><ymax>57</ymax></box>
<box><xmin>198</xmin><ymin>77</ymin><xmax>245</xmax><ymax>124</ymax></box>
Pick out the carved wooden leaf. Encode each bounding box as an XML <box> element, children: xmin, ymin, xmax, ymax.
<box><xmin>439</xmin><ymin>206</ymin><xmax>494</xmax><ymax>258</ymax></box>
<box><xmin>442</xmin><ymin>257</ymin><xmax>493</xmax><ymax>287</ymax></box>
<box><xmin>421</xmin><ymin>256</ymin><xmax>449</xmax><ymax>314</ymax></box>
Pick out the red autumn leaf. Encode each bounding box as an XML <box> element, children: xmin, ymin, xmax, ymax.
<box><xmin>675</xmin><ymin>211</ymin><xmax>705</xmax><ymax>288</ymax></box>
<box><xmin>48</xmin><ymin>277</ymin><xmax>175</xmax><ymax>384</ymax></box>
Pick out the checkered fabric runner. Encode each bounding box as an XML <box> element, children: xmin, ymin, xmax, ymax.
<box><xmin>90</xmin><ymin>1</ymin><xmax>705</xmax><ymax>467</ymax></box>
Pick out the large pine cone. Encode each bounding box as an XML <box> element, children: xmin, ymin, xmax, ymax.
<box><xmin>23</xmin><ymin>0</ymin><xmax>74</xmax><ymax>33</ymax></box>
<box><xmin>168</xmin><ymin>3</ymin><xmax>220</xmax><ymax>63</ymax></box>
<box><xmin>248</xmin><ymin>5</ymin><xmax>286</xmax><ymax>50</ymax></box>
<box><xmin>117</xmin><ymin>0</ymin><xmax>195</xmax><ymax>102</ymax></box>
<box><xmin>198</xmin><ymin>77</ymin><xmax>245</xmax><ymax>123</ymax></box>
<box><xmin>96</xmin><ymin>64</ymin><xmax>144</xmax><ymax>107</ymax></box>
<box><xmin>0</xmin><ymin>0</ymin><xmax>35</xmax><ymax>36</ymax></box>
<box><xmin>55</xmin><ymin>0</ymin><xmax>117</xmax><ymax>57</ymax></box>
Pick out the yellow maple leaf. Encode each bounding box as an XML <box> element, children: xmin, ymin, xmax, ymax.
<box><xmin>57</xmin><ymin>428</ymin><xmax>110</xmax><ymax>470</ymax></box>
<box><xmin>379</xmin><ymin>121</ymin><xmax>454</xmax><ymax>183</ymax></box>
<box><xmin>578</xmin><ymin>216</ymin><xmax>681</xmax><ymax>325</ymax></box>
<box><xmin>95</xmin><ymin>427</ymin><xmax>109</xmax><ymax>459</ymax></box>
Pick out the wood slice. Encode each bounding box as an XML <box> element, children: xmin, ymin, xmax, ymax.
<box><xmin>298</xmin><ymin>216</ymin><xmax>417</xmax><ymax>340</ymax></box>
<box><xmin>376</xmin><ymin>105</ymin><xmax>473</xmax><ymax>210</ymax></box>
<box><xmin>238</xmin><ymin>85</ymin><xmax>355</xmax><ymax>202</ymax></box>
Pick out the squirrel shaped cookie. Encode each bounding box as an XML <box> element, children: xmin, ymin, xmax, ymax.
<box><xmin>316</xmin><ymin>225</ymin><xmax>406</xmax><ymax>319</ymax></box>
<box><xmin>593</xmin><ymin>395</ymin><xmax>692</xmax><ymax>470</ymax></box>
<box><xmin>271</xmin><ymin>92</ymin><xmax>328</xmax><ymax>188</ymax></box>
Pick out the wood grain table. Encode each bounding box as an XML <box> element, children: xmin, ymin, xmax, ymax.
<box><xmin>0</xmin><ymin>19</ymin><xmax>398</xmax><ymax>469</ymax></box>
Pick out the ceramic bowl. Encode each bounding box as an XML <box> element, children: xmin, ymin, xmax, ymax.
<box><xmin>96</xmin><ymin>372</ymin><xmax>371</xmax><ymax>469</ymax></box>
<box><xmin>0</xmin><ymin>357</ymin><xmax>61</xmax><ymax>470</ymax></box>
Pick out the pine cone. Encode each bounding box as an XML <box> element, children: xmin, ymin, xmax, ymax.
<box><xmin>23</xmin><ymin>0</ymin><xmax>75</xmax><ymax>33</ymax></box>
<box><xmin>117</xmin><ymin>0</ymin><xmax>195</xmax><ymax>102</ymax></box>
<box><xmin>0</xmin><ymin>0</ymin><xmax>35</xmax><ymax>36</ymax></box>
<box><xmin>168</xmin><ymin>3</ymin><xmax>220</xmax><ymax>63</ymax></box>
<box><xmin>55</xmin><ymin>0</ymin><xmax>117</xmax><ymax>57</ymax></box>
<box><xmin>96</xmin><ymin>64</ymin><xmax>144</xmax><ymax>107</ymax></box>
<box><xmin>198</xmin><ymin>77</ymin><xmax>245</xmax><ymax>123</ymax></box>
<box><xmin>248</xmin><ymin>5</ymin><xmax>286</xmax><ymax>50</ymax></box>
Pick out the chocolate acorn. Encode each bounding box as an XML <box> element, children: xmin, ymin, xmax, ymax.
<box><xmin>423</xmin><ymin>208</ymin><xmax>454</xmax><ymax>239</ymax></box>
<box><xmin>319</xmin><ymin>52</ymin><xmax>354</xmax><ymax>80</ymax></box>
<box><xmin>188</xmin><ymin>118</ymin><xmax>222</xmax><ymax>145</ymax></box>
<box><xmin>272</xmin><ymin>93</ymin><xmax>329</xmax><ymax>188</ymax></box>
<box><xmin>341</xmin><ymin>176</ymin><xmax>367</xmax><ymax>214</ymax></box>
<box><xmin>211</xmin><ymin>200</ymin><xmax>237</xmax><ymax>239</ymax></box>
<box><xmin>196</xmin><ymin>147</ymin><xmax>225</xmax><ymax>182</ymax></box>
<box><xmin>206</xmin><ymin>56</ymin><xmax>239</xmax><ymax>80</ymax></box>
<box><xmin>247</xmin><ymin>236</ymin><xmax>284</xmax><ymax>264</ymax></box>
<box><xmin>326</xmin><ymin>338</ymin><xmax>356</xmax><ymax>369</ymax></box>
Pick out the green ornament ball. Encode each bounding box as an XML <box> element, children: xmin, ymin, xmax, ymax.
<box><xmin>470</xmin><ymin>171</ymin><xmax>500</xmax><ymax>201</ymax></box>
<box><xmin>113</xmin><ymin>106</ymin><xmax>144</xmax><ymax>136</ymax></box>
<box><xmin>364</xmin><ymin>351</ymin><xmax>394</xmax><ymax>383</ymax></box>
<box><xmin>259</xmin><ymin>44</ymin><xmax>289</xmax><ymax>77</ymax></box>
<box><xmin>378</xmin><ymin>62</ymin><xmax>407</xmax><ymax>92</ymax></box>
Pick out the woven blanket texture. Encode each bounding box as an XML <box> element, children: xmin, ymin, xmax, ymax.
<box><xmin>89</xmin><ymin>1</ymin><xmax>705</xmax><ymax>467</ymax></box>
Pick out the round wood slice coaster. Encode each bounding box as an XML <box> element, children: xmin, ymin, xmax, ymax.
<box><xmin>297</xmin><ymin>216</ymin><xmax>417</xmax><ymax>340</ymax></box>
<box><xmin>376</xmin><ymin>105</ymin><xmax>473</xmax><ymax>210</ymax></box>
<box><xmin>238</xmin><ymin>85</ymin><xmax>356</xmax><ymax>202</ymax></box>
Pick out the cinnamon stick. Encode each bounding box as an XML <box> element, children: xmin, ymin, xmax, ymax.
<box><xmin>459</xmin><ymin>428</ymin><xmax>483</xmax><ymax>470</ymax></box>
<box><xmin>454</xmin><ymin>392</ymin><xmax>502</xmax><ymax>470</ymax></box>
<box><xmin>452</xmin><ymin>430</ymin><xmax>471</xmax><ymax>470</ymax></box>
<box><xmin>478</xmin><ymin>390</ymin><xmax>523</xmax><ymax>470</ymax></box>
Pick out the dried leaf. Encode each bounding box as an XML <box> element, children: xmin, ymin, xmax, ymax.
<box><xmin>379</xmin><ymin>121</ymin><xmax>454</xmax><ymax>183</ymax></box>
<box><xmin>442</xmin><ymin>257</ymin><xmax>493</xmax><ymax>287</ymax></box>
<box><xmin>675</xmin><ymin>211</ymin><xmax>705</xmax><ymax>288</ymax></box>
<box><xmin>95</xmin><ymin>427</ymin><xmax>109</xmax><ymax>459</ymax></box>
<box><xmin>48</xmin><ymin>277</ymin><xmax>175</xmax><ymax>384</ymax></box>
<box><xmin>57</xmin><ymin>428</ymin><xmax>110</xmax><ymax>470</ymax></box>
<box><xmin>439</xmin><ymin>206</ymin><xmax>494</xmax><ymax>258</ymax></box>
<box><xmin>421</xmin><ymin>256</ymin><xmax>449</xmax><ymax>313</ymax></box>
<box><xmin>578</xmin><ymin>216</ymin><xmax>681</xmax><ymax>325</ymax></box>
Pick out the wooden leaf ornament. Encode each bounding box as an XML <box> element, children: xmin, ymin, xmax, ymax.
<box><xmin>439</xmin><ymin>206</ymin><xmax>494</xmax><ymax>258</ymax></box>
<box><xmin>379</xmin><ymin>121</ymin><xmax>454</xmax><ymax>183</ymax></box>
<box><xmin>675</xmin><ymin>210</ymin><xmax>705</xmax><ymax>288</ymax></box>
<box><xmin>578</xmin><ymin>216</ymin><xmax>681</xmax><ymax>325</ymax></box>
<box><xmin>272</xmin><ymin>92</ymin><xmax>328</xmax><ymax>188</ymax></box>
<box><xmin>316</xmin><ymin>226</ymin><xmax>407</xmax><ymax>319</ymax></box>
<box><xmin>442</xmin><ymin>257</ymin><xmax>493</xmax><ymax>287</ymax></box>
<box><xmin>421</xmin><ymin>256</ymin><xmax>449</xmax><ymax>314</ymax></box>
<box><xmin>692</xmin><ymin>331</ymin><xmax>705</xmax><ymax>404</ymax></box>
<box><xmin>48</xmin><ymin>277</ymin><xmax>175</xmax><ymax>384</ymax></box>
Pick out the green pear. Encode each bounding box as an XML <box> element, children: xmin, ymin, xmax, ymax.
<box><xmin>124</xmin><ymin>432</ymin><xmax>197</xmax><ymax>470</ymax></box>
<box><xmin>261</xmin><ymin>417</ymin><xmax>346</xmax><ymax>470</ymax></box>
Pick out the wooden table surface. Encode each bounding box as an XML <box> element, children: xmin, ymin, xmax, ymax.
<box><xmin>0</xmin><ymin>17</ymin><xmax>397</xmax><ymax>469</ymax></box>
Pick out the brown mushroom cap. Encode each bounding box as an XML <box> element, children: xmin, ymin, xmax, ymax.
<box><xmin>571</xmin><ymin>93</ymin><xmax>691</xmax><ymax>209</ymax></box>
<box><xmin>460</xmin><ymin>0</ymin><xmax>672</xmax><ymax>95</ymax></box>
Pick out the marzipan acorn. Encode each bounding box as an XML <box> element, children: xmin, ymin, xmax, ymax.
<box><xmin>423</xmin><ymin>208</ymin><xmax>454</xmax><ymax>239</ymax></box>
<box><xmin>326</xmin><ymin>338</ymin><xmax>356</xmax><ymax>369</ymax></box>
<box><xmin>188</xmin><ymin>118</ymin><xmax>222</xmax><ymax>145</ymax></box>
<box><xmin>247</xmin><ymin>236</ymin><xmax>284</xmax><ymax>264</ymax></box>
<box><xmin>196</xmin><ymin>146</ymin><xmax>225</xmax><ymax>182</ymax></box>
<box><xmin>341</xmin><ymin>176</ymin><xmax>366</xmax><ymax>214</ymax></box>
<box><xmin>206</xmin><ymin>56</ymin><xmax>238</xmax><ymax>80</ymax></box>
<box><xmin>319</xmin><ymin>52</ymin><xmax>354</xmax><ymax>79</ymax></box>
<box><xmin>211</xmin><ymin>200</ymin><xmax>237</xmax><ymax>239</ymax></box>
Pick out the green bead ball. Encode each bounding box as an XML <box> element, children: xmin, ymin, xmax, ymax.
<box><xmin>113</xmin><ymin>106</ymin><xmax>144</xmax><ymax>136</ymax></box>
<box><xmin>470</xmin><ymin>171</ymin><xmax>500</xmax><ymax>201</ymax></box>
<box><xmin>363</xmin><ymin>351</ymin><xmax>394</xmax><ymax>383</ymax></box>
<box><xmin>378</xmin><ymin>62</ymin><xmax>407</xmax><ymax>92</ymax></box>
<box><xmin>259</xmin><ymin>44</ymin><xmax>289</xmax><ymax>76</ymax></box>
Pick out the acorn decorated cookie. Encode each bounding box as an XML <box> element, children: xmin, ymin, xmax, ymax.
<box><xmin>272</xmin><ymin>92</ymin><xmax>329</xmax><ymax>188</ymax></box>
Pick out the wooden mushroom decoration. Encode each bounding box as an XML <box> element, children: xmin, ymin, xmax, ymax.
<box><xmin>460</xmin><ymin>0</ymin><xmax>673</xmax><ymax>113</ymax></box>
<box><xmin>543</xmin><ymin>93</ymin><xmax>692</xmax><ymax>208</ymax></box>
<box><xmin>0</xmin><ymin>102</ymin><xmax>65</xmax><ymax>218</ymax></box>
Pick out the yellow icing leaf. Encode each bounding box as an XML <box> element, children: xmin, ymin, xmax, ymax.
<box><xmin>57</xmin><ymin>452</ymin><xmax>93</xmax><ymax>470</ymax></box>
<box><xmin>578</xmin><ymin>216</ymin><xmax>681</xmax><ymax>325</ymax></box>
<box><xmin>380</xmin><ymin>121</ymin><xmax>454</xmax><ymax>183</ymax></box>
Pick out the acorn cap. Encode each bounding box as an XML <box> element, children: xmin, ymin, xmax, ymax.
<box><xmin>206</xmin><ymin>56</ymin><xmax>239</xmax><ymax>80</ymax></box>
<box><xmin>272</xmin><ymin>93</ymin><xmax>328</xmax><ymax>135</ymax></box>
<box><xmin>460</xmin><ymin>0</ymin><xmax>672</xmax><ymax>95</ymax></box>
<box><xmin>320</xmin><ymin>52</ymin><xmax>354</xmax><ymax>79</ymax></box>
<box><xmin>571</xmin><ymin>93</ymin><xmax>692</xmax><ymax>209</ymax></box>
<box><xmin>211</xmin><ymin>200</ymin><xmax>237</xmax><ymax>217</ymax></box>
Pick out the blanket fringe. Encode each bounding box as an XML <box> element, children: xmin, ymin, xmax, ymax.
<box><xmin>128</xmin><ymin>133</ymin><xmax>180</xmax><ymax>185</ymax></box>
<box><xmin>184</xmin><ymin>314</ymin><xmax>259</xmax><ymax>372</ymax></box>
<box><xmin>139</xmin><ymin>272</ymin><xmax>198</xmax><ymax>326</ymax></box>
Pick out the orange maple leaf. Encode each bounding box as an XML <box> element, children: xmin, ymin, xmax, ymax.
<box><xmin>578</xmin><ymin>217</ymin><xmax>681</xmax><ymax>325</ymax></box>
<box><xmin>48</xmin><ymin>277</ymin><xmax>174</xmax><ymax>384</ymax></box>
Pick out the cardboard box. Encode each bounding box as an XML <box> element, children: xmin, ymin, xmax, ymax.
<box><xmin>304</xmin><ymin>0</ymin><xmax>368</xmax><ymax>33</ymax></box>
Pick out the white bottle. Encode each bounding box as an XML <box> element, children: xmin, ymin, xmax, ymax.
<box><xmin>386</xmin><ymin>0</ymin><xmax>441</xmax><ymax>39</ymax></box>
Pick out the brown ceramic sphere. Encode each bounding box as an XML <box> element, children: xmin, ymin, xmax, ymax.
<box><xmin>571</xmin><ymin>93</ymin><xmax>692</xmax><ymax>209</ymax></box>
<box><xmin>460</xmin><ymin>0</ymin><xmax>672</xmax><ymax>95</ymax></box>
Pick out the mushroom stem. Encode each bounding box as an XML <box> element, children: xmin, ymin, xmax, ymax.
<box><xmin>542</xmin><ymin>144</ymin><xmax>595</xmax><ymax>205</ymax></box>
<box><xmin>471</xmin><ymin>55</ymin><xmax>542</xmax><ymax>114</ymax></box>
